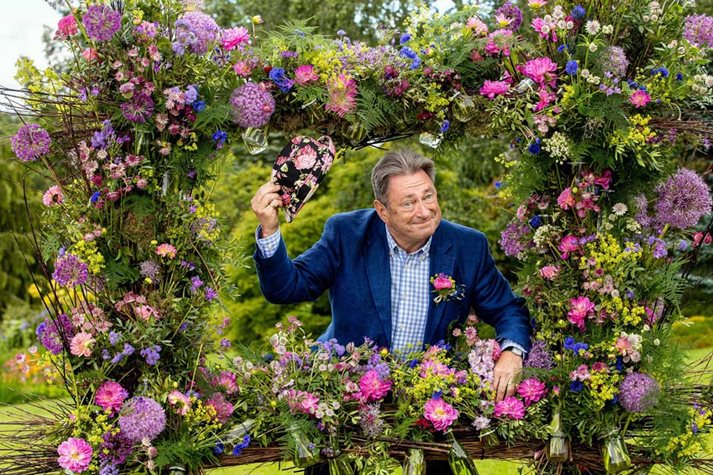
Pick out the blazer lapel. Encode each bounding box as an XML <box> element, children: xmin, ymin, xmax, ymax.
<box><xmin>365</xmin><ymin>221</ymin><xmax>392</xmax><ymax>347</ymax></box>
<box><xmin>425</xmin><ymin>225</ymin><xmax>454</xmax><ymax>345</ymax></box>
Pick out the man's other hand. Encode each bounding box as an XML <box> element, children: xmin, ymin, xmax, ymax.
<box><xmin>493</xmin><ymin>350</ymin><xmax>523</xmax><ymax>402</ymax></box>
<box><xmin>251</xmin><ymin>182</ymin><xmax>282</xmax><ymax>237</ymax></box>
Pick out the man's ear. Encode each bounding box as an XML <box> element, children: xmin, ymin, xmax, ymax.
<box><xmin>374</xmin><ymin>200</ymin><xmax>388</xmax><ymax>223</ymax></box>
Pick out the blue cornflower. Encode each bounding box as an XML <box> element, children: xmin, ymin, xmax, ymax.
<box><xmin>440</xmin><ymin>120</ymin><xmax>450</xmax><ymax>133</ymax></box>
<box><xmin>651</xmin><ymin>67</ymin><xmax>669</xmax><ymax>78</ymax></box>
<box><xmin>627</xmin><ymin>79</ymin><xmax>639</xmax><ymax>89</ymax></box>
<box><xmin>212</xmin><ymin>129</ymin><xmax>228</xmax><ymax>149</ymax></box>
<box><xmin>191</xmin><ymin>100</ymin><xmax>206</xmax><ymax>112</ymax></box>
<box><xmin>563</xmin><ymin>336</ymin><xmax>576</xmax><ymax>351</ymax></box>
<box><xmin>494</xmin><ymin>180</ymin><xmax>503</xmax><ymax>189</ymax></box>
<box><xmin>400</xmin><ymin>33</ymin><xmax>411</xmax><ymax>44</ymax></box>
<box><xmin>214</xmin><ymin>443</ymin><xmax>225</xmax><ymax>455</ymax></box>
<box><xmin>565</xmin><ymin>60</ymin><xmax>578</xmax><ymax>75</ymax></box>
<box><xmin>571</xmin><ymin>5</ymin><xmax>586</xmax><ymax>19</ymax></box>
<box><xmin>528</xmin><ymin>138</ymin><xmax>541</xmax><ymax>155</ymax></box>
<box><xmin>400</xmin><ymin>47</ymin><xmax>421</xmax><ymax>69</ymax></box>
<box><xmin>557</xmin><ymin>44</ymin><xmax>567</xmax><ymax>53</ymax></box>
<box><xmin>232</xmin><ymin>435</ymin><xmax>251</xmax><ymax>456</ymax></box>
<box><xmin>676</xmin><ymin>72</ymin><xmax>684</xmax><ymax>81</ymax></box>
<box><xmin>90</xmin><ymin>191</ymin><xmax>101</xmax><ymax>204</ymax></box>
<box><xmin>615</xmin><ymin>356</ymin><xmax>624</xmax><ymax>372</ymax></box>
<box><xmin>268</xmin><ymin>67</ymin><xmax>294</xmax><ymax>93</ymax></box>
<box><xmin>570</xmin><ymin>381</ymin><xmax>584</xmax><ymax>392</ymax></box>
<box><xmin>432</xmin><ymin>390</ymin><xmax>443</xmax><ymax>399</ymax></box>
<box><xmin>529</xmin><ymin>215</ymin><xmax>543</xmax><ymax>228</ymax></box>
<box><xmin>408</xmin><ymin>359</ymin><xmax>419</xmax><ymax>368</ymax></box>
<box><xmin>262</xmin><ymin>353</ymin><xmax>275</xmax><ymax>362</ymax></box>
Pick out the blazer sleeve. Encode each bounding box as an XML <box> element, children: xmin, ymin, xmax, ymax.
<box><xmin>254</xmin><ymin>215</ymin><xmax>342</xmax><ymax>304</ymax></box>
<box><xmin>469</xmin><ymin>235</ymin><xmax>532</xmax><ymax>352</ymax></box>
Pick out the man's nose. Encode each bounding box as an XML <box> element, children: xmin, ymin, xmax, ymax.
<box><xmin>414</xmin><ymin>199</ymin><xmax>430</xmax><ymax>217</ymax></box>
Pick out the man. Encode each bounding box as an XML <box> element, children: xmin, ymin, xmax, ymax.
<box><xmin>251</xmin><ymin>149</ymin><xmax>531</xmax><ymax>402</ymax></box>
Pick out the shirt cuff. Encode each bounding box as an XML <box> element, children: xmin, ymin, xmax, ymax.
<box><xmin>499</xmin><ymin>339</ymin><xmax>527</xmax><ymax>357</ymax></box>
<box><xmin>255</xmin><ymin>226</ymin><xmax>281</xmax><ymax>259</ymax></box>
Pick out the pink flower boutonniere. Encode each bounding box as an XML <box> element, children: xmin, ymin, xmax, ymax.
<box><xmin>430</xmin><ymin>273</ymin><xmax>465</xmax><ymax>304</ymax></box>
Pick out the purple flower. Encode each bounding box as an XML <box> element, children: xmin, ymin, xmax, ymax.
<box><xmin>173</xmin><ymin>12</ymin><xmax>220</xmax><ymax>55</ymax></box>
<box><xmin>499</xmin><ymin>221</ymin><xmax>531</xmax><ymax>257</ymax></box>
<box><xmin>230</xmin><ymin>82</ymin><xmax>275</xmax><ymax>128</ymax></box>
<box><xmin>653</xmin><ymin>168</ymin><xmax>712</xmax><ymax>230</ymax></box>
<box><xmin>108</xmin><ymin>331</ymin><xmax>121</xmax><ymax>346</ymax></box>
<box><xmin>91</xmin><ymin>120</ymin><xmax>116</xmax><ymax>150</ymax></box>
<box><xmin>619</xmin><ymin>372</ymin><xmax>659</xmax><ymax>412</ymax></box>
<box><xmin>205</xmin><ymin>287</ymin><xmax>218</xmax><ymax>301</ymax></box>
<box><xmin>633</xmin><ymin>194</ymin><xmax>652</xmax><ymax>229</ymax></box>
<box><xmin>212</xmin><ymin>129</ymin><xmax>228</xmax><ymax>149</ymax></box>
<box><xmin>11</xmin><ymin>124</ymin><xmax>51</xmax><ymax>162</ymax></box>
<box><xmin>118</xmin><ymin>397</ymin><xmax>166</xmax><ymax>442</ymax></box>
<box><xmin>399</xmin><ymin>33</ymin><xmax>411</xmax><ymax>44</ymax></box>
<box><xmin>269</xmin><ymin>68</ymin><xmax>294</xmax><ymax>93</ymax></box>
<box><xmin>495</xmin><ymin>3</ymin><xmax>523</xmax><ymax>31</ymax></box>
<box><xmin>599</xmin><ymin>46</ymin><xmax>629</xmax><ymax>77</ymax></box>
<box><xmin>36</xmin><ymin>314</ymin><xmax>74</xmax><ymax>354</ymax></box>
<box><xmin>140</xmin><ymin>345</ymin><xmax>161</xmax><ymax>365</ymax></box>
<box><xmin>190</xmin><ymin>275</ymin><xmax>203</xmax><ymax>293</ymax></box>
<box><xmin>82</xmin><ymin>5</ymin><xmax>122</xmax><ymax>42</ymax></box>
<box><xmin>571</xmin><ymin>5</ymin><xmax>586</xmax><ymax>19</ymax></box>
<box><xmin>121</xmin><ymin>92</ymin><xmax>154</xmax><ymax>123</ymax></box>
<box><xmin>524</xmin><ymin>339</ymin><xmax>553</xmax><ymax>369</ymax></box>
<box><xmin>52</xmin><ymin>254</ymin><xmax>89</xmax><ymax>287</ymax></box>
<box><xmin>359</xmin><ymin>404</ymin><xmax>385</xmax><ymax>437</ymax></box>
<box><xmin>683</xmin><ymin>15</ymin><xmax>713</xmax><ymax>48</ymax></box>
<box><xmin>565</xmin><ymin>60</ymin><xmax>578</xmax><ymax>75</ymax></box>
<box><xmin>139</xmin><ymin>261</ymin><xmax>160</xmax><ymax>280</ymax></box>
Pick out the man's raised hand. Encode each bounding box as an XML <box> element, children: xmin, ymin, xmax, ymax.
<box><xmin>251</xmin><ymin>182</ymin><xmax>282</xmax><ymax>237</ymax></box>
<box><xmin>493</xmin><ymin>350</ymin><xmax>523</xmax><ymax>402</ymax></box>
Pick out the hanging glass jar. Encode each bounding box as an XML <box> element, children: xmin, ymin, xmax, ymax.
<box><xmin>288</xmin><ymin>424</ymin><xmax>320</xmax><ymax>468</ymax></box>
<box><xmin>447</xmin><ymin>433</ymin><xmax>479</xmax><ymax>475</ymax></box>
<box><xmin>546</xmin><ymin>410</ymin><xmax>570</xmax><ymax>463</ymax></box>
<box><xmin>419</xmin><ymin>131</ymin><xmax>442</xmax><ymax>149</ymax></box>
<box><xmin>602</xmin><ymin>428</ymin><xmax>631</xmax><ymax>473</ymax></box>
<box><xmin>452</xmin><ymin>93</ymin><xmax>477</xmax><ymax>123</ymax></box>
<box><xmin>402</xmin><ymin>447</ymin><xmax>426</xmax><ymax>475</ymax></box>
<box><xmin>167</xmin><ymin>464</ymin><xmax>186</xmax><ymax>475</ymax></box>
<box><xmin>328</xmin><ymin>456</ymin><xmax>355</xmax><ymax>475</ymax></box>
<box><xmin>242</xmin><ymin>126</ymin><xmax>269</xmax><ymax>154</ymax></box>
<box><xmin>342</xmin><ymin>122</ymin><xmax>367</xmax><ymax>144</ymax></box>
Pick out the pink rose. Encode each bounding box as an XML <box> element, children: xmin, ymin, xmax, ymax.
<box><xmin>539</xmin><ymin>265</ymin><xmax>560</xmax><ymax>280</ymax></box>
<box><xmin>433</xmin><ymin>274</ymin><xmax>453</xmax><ymax>290</ymax></box>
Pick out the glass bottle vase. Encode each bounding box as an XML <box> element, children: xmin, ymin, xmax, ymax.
<box><xmin>288</xmin><ymin>425</ymin><xmax>319</xmax><ymax>468</ymax></box>
<box><xmin>242</xmin><ymin>126</ymin><xmax>269</xmax><ymax>154</ymax></box>
<box><xmin>402</xmin><ymin>448</ymin><xmax>426</xmax><ymax>475</ymax></box>
<box><xmin>447</xmin><ymin>434</ymin><xmax>479</xmax><ymax>475</ymax></box>
<box><xmin>602</xmin><ymin>430</ymin><xmax>631</xmax><ymax>473</ymax></box>
<box><xmin>546</xmin><ymin>411</ymin><xmax>570</xmax><ymax>463</ymax></box>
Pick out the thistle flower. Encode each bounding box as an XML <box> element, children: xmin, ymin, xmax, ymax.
<box><xmin>121</xmin><ymin>93</ymin><xmax>154</xmax><ymax>123</ymax></box>
<box><xmin>82</xmin><ymin>5</ymin><xmax>122</xmax><ymax>42</ymax></box>
<box><xmin>325</xmin><ymin>74</ymin><xmax>358</xmax><ymax>117</ymax></box>
<box><xmin>653</xmin><ymin>168</ymin><xmax>712</xmax><ymax>230</ymax></box>
<box><xmin>11</xmin><ymin>123</ymin><xmax>51</xmax><ymax>162</ymax></box>
<box><xmin>118</xmin><ymin>397</ymin><xmax>166</xmax><ymax>442</ymax></box>
<box><xmin>619</xmin><ymin>372</ymin><xmax>659</xmax><ymax>412</ymax></box>
<box><xmin>359</xmin><ymin>404</ymin><xmax>385</xmax><ymax>437</ymax></box>
<box><xmin>230</xmin><ymin>82</ymin><xmax>275</xmax><ymax>128</ymax></box>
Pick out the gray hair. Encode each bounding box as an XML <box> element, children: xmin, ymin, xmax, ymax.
<box><xmin>371</xmin><ymin>149</ymin><xmax>436</xmax><ymax>205</ymax></box>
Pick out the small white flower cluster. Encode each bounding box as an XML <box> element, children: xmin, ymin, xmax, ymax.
<box><xmin>665</xmin><ymin>39</ymin><xmax>689</xmax><ymax>56</ymax></box>
<box><xmin>533</xmin><ymin>224</ymin><xmax>558</xmax><ymax>249</ymax></box>
<box><xmin>543</xmin><ymin>6</ymin><xmax>575</xmax><ymax>32</ymax></box>
<box><xmin>585</xmin><ymin>20</ymin><xmax>614</xmax><ymax>36</ymax></box>
<box><xmin>692</xmin><ymin>74</ymin><xmax>713</xmax><ymax>95</ymax></box>
<box><xmin>643</xmin><ymin>1</ymin><xmax>663</xmax><ymax>23</ymax></box>
<box><xmin>580</xmin><ymin>68</ymin><xmax>602</xmax><ymax>85</ymax></box>
<box><xmin>543</xmin><ymin>131</ymin><xmax>571</xmax><ymax>162</ymax></box>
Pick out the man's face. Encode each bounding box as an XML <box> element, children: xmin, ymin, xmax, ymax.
<box><xmin>374</xmin><ymin>170</ymin><xmax>442</xmax><ymax>252</ymax></box>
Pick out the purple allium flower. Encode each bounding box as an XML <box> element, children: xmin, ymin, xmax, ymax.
<box><xmin>36</xmin><ymin>314</ymin><xmax>74</xmax><ymax>354</ymax></box>
<box><xmin>91</xmin><ymin>120</ymin><xmax>116</xmax><ymax>150</ymax></box>
<box><xmin>683</xmin><ymin>15</ymin><xmax>713</xmax><ymax>48</ymax></box>
<box><xmin>11</xmin><ymin>123</ymin><xmax>51</xmax><ymax>162</ymax></box>
<box><xmin>524</xmin><ymin>339</ymin><xmax>553</xmax><ymax>369</ymax></box>
<box><xmin>139</xmin><ymin>261</ymin><xmax>161</xmax><ymax>280</ymax></box>
<box><xmin>82</xmin><ymin>5</ymin><xmax>122</xmax><ymax>42</ymax></box>
<box><xmin>359</xmin><ymin>403</ymin><xmax>385</xmax><ymax>437</ymax></box>
<box><xmin>173</xmin><ymin>11</ymin><xmax>220</xmax><ymax>55</ymax></box>
<box><xmin>499</xmin><ymin>221</ymin><xmax>532</xmax><ymax>257</ymax></box>
<box><xmin>52</xmin><ymin>254</ymin><xmax>89</xmax><ymax>287</ymax></box>
<box><xmin>653</xmin><ymin>168</ymin><xmax>712</xmax><ymax>230</ymax></box>
<box><xmin>633</xmin><ymin>193</ymin><xmax>652</xmax><ymax>228</ymax></box>
<box><xmin>118</xmin><ymin>397</ymin><xmax>166</xmax><ymax>442</ymax></box>
<box><xmin>619</xmin><ymin>372</ymin><xmax>660</xmax><ymax>412</ymax></box>
<box><xmin>140</xmin><ymin>345</ymin><xmax>161</xmax><ymax>365</ymax></box>
<box><xmin>229</xmin><ymin>82</ymin><xmax>275</xmax><ymax>128</ymax></box>
<box><xmin>121</xmin><ymin>92</ymin><xmax>154</xmax><ymax>123</ymax></box>
<box><xmin>495</xmin><ymin>3</ymin><xmax>523</xmax><ymax>30</ymax></box>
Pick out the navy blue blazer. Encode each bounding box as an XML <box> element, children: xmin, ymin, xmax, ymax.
<box><xmin>254</xmin><ymin>209</ymin><xmax>531</xmax><ymax>351</ymax></box>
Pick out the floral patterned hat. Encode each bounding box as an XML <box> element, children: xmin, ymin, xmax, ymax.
<box><xmin>271</xmin><ymin>136</ymin><xmax>336</xmax><ymax>222</ymax></box>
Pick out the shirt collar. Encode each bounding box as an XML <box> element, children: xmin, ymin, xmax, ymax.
<box><xmin>385</xmin><ymin>224</ymin><xmax>432</xmax><ymax>257</ymax></box>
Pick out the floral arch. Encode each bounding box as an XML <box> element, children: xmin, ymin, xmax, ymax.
<box><xmin>2</xmin><ymin>0</ymin><xmax>712</xmax><ymax>474</ymax></box>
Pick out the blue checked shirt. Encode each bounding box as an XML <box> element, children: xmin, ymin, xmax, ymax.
<box><xmin>256</xmin><ymin>226</ymin><xmax>526</xmax><ymax>355</ymax></box>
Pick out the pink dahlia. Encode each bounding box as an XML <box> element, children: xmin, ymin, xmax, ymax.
<box><xmin>57</xmin><ymin>437</ymin><xmax>93</xmax><ymax>473</ymax></box>
<box><xmin>558</xmin><ymin>235</ymin><xmax>580</xmax><ymax>259</ymax></box>
<box><xmin>56</xmin><ymin>15</ymin><xmax>78</xmax><ymax>39</ymax></box>
<box><xmin>493</xmin><ymin>396</ymin><xmax>525</xmax><ymax>419</ymax></box>
<box><xmin>42</xmin><ymin>185</ymin><xmax>64</xmax><ymax>206</ymax></box>
<box><xmin>95</xmin><ymin>381</ymin><xmax>128</xmax><ymax>414</ymax></box>
<box><xmin>222</xmin><ymin>26</ymin><xmax>250</xmax><ymax>50</ymax></box>
<box><xmin>539</xmin><ymin>265</ymin><xmax>560</xmax><ymax>280</ymax></box>
<box><xmin>628</xmin><ymin>90</ymin><xmax>651</xmax><ymax>108</ymax></box>
<box><xmin>568</xmin><ymin>296</ymin><xmax>595</xmax><ymax>332</ymax></box>
<box><xmin>479</xmin><ymin>80</ymin><xmax>510</xmax><ymax>99</ymax></box>
<box><xmin>325</xmin><ymin>74</ymin><xmax>358</xmax><ymax>117</ymax></box>
<box><xmin>358</xmin><ymin>369</ymin><xmax>392</xmax><ymax>402</ymax></box>
<box><xmin>516</xmin><ymin>377</ymin><xmax>548</xmax><ymax>406</ymax></box>
<box><xmin>520</xmin><ymin>57</ymin><xmax>558</xmax><ymax>86</ymax></box>
<box><xmin>206</xmin><ymin>392</ymin><xmax>234</xmax><ymax>423</ymax></box>
<box><xmin>70</xmin><ymin>332</ymin><xmax>95</xmax><ymax>357</ymax></box>
<box><xmin>294</xmin><ymin>65</ymin><xmax>318</xmax><ymax>85</ymax></box>
<box><xmin>423</xmin><ymin>397</ymin><xmax>459</xmax><ymax>431</ymax></box>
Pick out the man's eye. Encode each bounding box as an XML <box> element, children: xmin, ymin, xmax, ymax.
<box><xmin>402</xmin><ymin>202</ymin><xmax>414</xmax><ymax>209</ymax></box>
<box><xmin>424</xmin><ymin>193</ymin><xmax>435</xmax><ymax>203</ymax></box>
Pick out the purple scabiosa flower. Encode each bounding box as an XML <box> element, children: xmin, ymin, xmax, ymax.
<box><xmin>173</xmin><ymin>11</ymin><xmax>220</xmax><ymax>55</ymax></box>
<box><xmin>619</xmin><ymin>372</ymin><xmax>659</xmax><ymax>412</ymax></box>
<box><xmin>524</xmin><ymin>339</ymin><xmax>553</xmax><ymax>369</ymax></box>
<box><xmin>229</xmin><ymin>82</ymin><xmax>275</xmax><ymax>128</ymax></box>
<box><xmin>121</xmin><ymin>92</ymin><xmax>154</xmax><ymax>123</ymax></box>
<box><xmin>683</xmin><ymin>15</ymin><xmax>713</xmax><ymax>48</ymax></box>
<box><xmin>118</xmin><ymin>397</ymin><xmax>166</xmax><ymax>442</ymax></box>
<box><xmin>189</xmin><ymin>275</ymin><xmax>203</xmax><ymax>293</ymax></box>
<box><xmin>11</xmin><ymin>123</ymin><xmax>51</xmax><ymax>162</ymax></box>
<box><xmin>36</xmin><ymin>314</ymin><xmax>74</xmax><ymax>354</ymax></box>
<box><xmin>653</xmin><ymin>168</ymin><xmax>712</xmax><ymax>230</ymax></box>
<box><xmin>82</xmin><ymin>5</ymin><xmax>122</xmax><ymax>42</ymax></box>
<box><xmin>139</xmin><ymin>261</ymin><xmax>161</xmax><ymax>281</ymax></box>
<box><xmin>495</xmin><ymin>3</ymin><xmax>523</xmax><ymax>30</ymax></box>
<box><xmin>359</xmin><ymin>403</ymin><xmax>385</xmax><ymax>437</ymax></box>
<box><xmin>140</xmin><ymin>345</ymin><xmax>161</xmax><ymax>365</ymax></box>
<box><xmin>499</xmin><ymin>221</ymin><xmax>532</xmax><ymax>257</ymax></box>
<box><xmin>52</xmin><ymin>254</ymin><xmax>89</xmax><ymax>287</ymax></box>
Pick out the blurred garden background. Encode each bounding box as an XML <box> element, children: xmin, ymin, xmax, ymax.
<box><xmin>0</xmin><ymin>0</ymin><xmax>711</xmax><ymax>473</ymax></box>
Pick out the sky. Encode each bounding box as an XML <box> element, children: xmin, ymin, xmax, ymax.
<box><xmin>0</xmin><ymin>1</ymin><xmax>61</xmax><ymax>91</ymax></box>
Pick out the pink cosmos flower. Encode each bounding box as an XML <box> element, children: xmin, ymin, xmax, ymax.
<box><xmin>539</xmin><ymin>265</ymin><xmax>560</xmax><ymax>280</ymax></box>
<box><xmin>516</xmin><ymin>378</ymin><xmax>548</xmax><ymax>406</ymax></box>
<box><xmin>432</xmin><ymin>274</ymin><xmax>454</xmax><ymax>290</ymax></box>
<box><xmin>221</xmin><ymin>26</ymin><xmax>250</xmax><ymax>50</ymax></box>
<box><xmin>218</xmin><ymin>370</ymin><xmax>238</xmax><ymax>394</ymax></box>
<box><xmin>294</xmin><ymin>65</ymin><xmax>319</xmax><ymax>85</ymax></box>
<box><xmin>479</xmin><ymin>80</ymin><xmax>510</xmax><ymax>99</ymax></box>
<box><xmin>628</xmin><ymin>90</ymin><xmax>651</xmax><ymax>108</ymax></box>
<box><xmin>70</xmin><ymin>332</ymin><xmax>95</xmax><ymax>357</ymax></box>
<box><xmin>494</xmin><ymin>396</ymin><xmax>525</xmax><ymax>419</ymax></box>
<box><xmin>358</xmin><ymin>369</ymin><xmax>392</xmax><ymax>402</ymax></box>
<box><xmin>568</xmin><ymin>296</ymin><xmax>595</xmax><ymax>332</ymax></box>
<box><xmin>168</xmin><ymin>390</ymin><xmax>192</xmax><ymax>415</ymax></box>
<box><xmin>155</xmin><ymin>243</ymin><xmax>177</xmax><ymax>259</ymax></box>
<box><xmin>57</xmin><ymin>437</ymin><xmax>93</xmax><ymax>473</ymax></box>
<box><xmin>95</xmin><ymin>381</ymin><xmax>128</xmax><ymax>414</ymax></box>
<box><xmin>43</xmin><ymin>185</ymin><xmax>64</xmax><ymax>206</ymax></box>
<box><xmin>56</xmin><ymin>15</ymin><xmax>79</xmax><ymax>39</ymax></box>
<box><xmin>325</xmin><ymin>74</ymin><xmax>358</xmax><ymax>117</ymax></box>
<box><xmin>557</xmin><ymin>187</ymin><xmax>576</xmax><ymax>210</ymax></box>
<box><xmin>521</xmin><ymin>57</ymin><xmax>558</xmax><ymax>87</ymax></box>
<box><xmin>558</xmin><ymin>235</ymin><xmax>580</xmax><ymax>259</ymax></box>
<box><xmin>423</xmin><ymin>397</ymin><xmax>459</xmax><ymax>431</ymax></box>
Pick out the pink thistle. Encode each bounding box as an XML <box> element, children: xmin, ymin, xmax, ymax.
<box><xmin>568</xmin><ymin>296</ymin><xmax>595</xmax><ymax>332</ymax></box>
<box><xmin>294</xmin><ymin>65</ymin><xmax>319</xmax><ymax>85</ymax></box>
<box><xmin>70</xmin><ymin>332</ymin><xmax>95</xmax><ymax>357</ymax></box>
<box><xmin>57</xmin><ymin>437</ymin><xmax>93</xmax><ymax>473</ymax></box>
<box><xmin>43</xmin><ymin>185</ymin><xmax>64</xmax><ymax>206</ymax></box>
<box><xmin>479</xmin><ymin>80</ymin><xmax>510</xmax><ymax>99</ymax></box>
<box><xmin>95</xmin><ymin>381</ymin><xmax>128</xmax><ymax>414</ymax></box>
<box><xmin>222</xmin><ymin>26</ymin><xmax>250</xmax><ymax>50</ymax></box>
<box><xmin>521</xmin><ymin>57</ymin><xmax>558</xmax><ymax>87</ymax></box>
<box><xmin>325</xmin><ymin>74</ymin><xmax>358</xmax><ymax>117</ymax></box>
<box><xmin>494</xmin><ymin>396</ymin><xmax>526</xmax><ymax>419</ymax></box>
<box><xmin>516</xmin><ymin>378</ymin><xmax>548</xmax><ymax>406</ymax></box>
<box><xmin>628</xmin><ymin>90</ymin><xmax>651</xmax><ymax>108</ymax></box>
<box><xmin>358</xmin><ymin>369</ymin><xmax>392</xmax><ymax>402</ymax></box>
<box><xmin>423</xmin><ymin>397</ymin><xmax>459</xmax><ymax>431</ymax></box>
